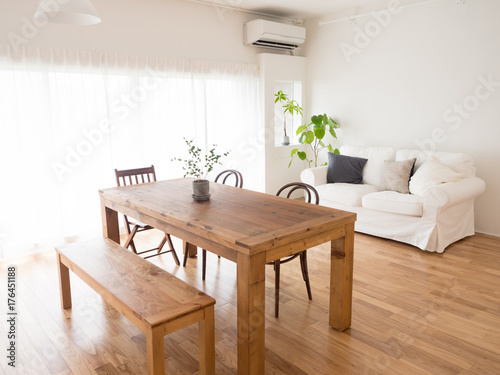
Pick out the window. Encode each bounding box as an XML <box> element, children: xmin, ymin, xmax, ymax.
<box><xmin>0</xmin><ymin>47</ymin><xmax>261</xmax><ymax>259</ymax></box>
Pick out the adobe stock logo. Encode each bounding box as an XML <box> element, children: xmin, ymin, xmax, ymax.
<box><xmin>340</xmin><ymin>0</ymin><xmax>402</xmax><ymax>63</ymax></box>
<box><xmin>7</xmin><ymin>0</ymin><xmax>71</xmax><ymax>51</ymax></box>
<box><xmin>415</xmin><ymin>74</ymin><xmax>499</xmax><ymax>154</ymax></box>
<box><xmin>443</xmin><ymin>75</ymin><xmax>500</xmax><ymax>130</ymax></box>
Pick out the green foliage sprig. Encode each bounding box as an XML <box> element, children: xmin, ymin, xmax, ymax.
<box><xmin>289</xmin><ymin>114</ymin><xmax>340</xmax><ymax>168</ymax></box>
<box><xmin>172</xmin><ymin>138</ymin><xmax>230</xmax><ymax>181</ymax></box>
<box><xmin>275</xmin><ymin>90</ymin><xmax>303</xmax><ymax>137</ymax></box>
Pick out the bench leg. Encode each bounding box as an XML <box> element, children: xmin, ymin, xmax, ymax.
<box><xmin>146</xmin><ymin>325</ymin><xmax>165</xmax><ymax>375</ymax></box>
<box><xmin>57</xmin><ymin>254</ymin><xmax>72</xmax><ymax>309</ymax></box>
<box><xmin>198</xmin><ymin>305</ymin><xmax>215</xmax><ymax>375</ymax></box>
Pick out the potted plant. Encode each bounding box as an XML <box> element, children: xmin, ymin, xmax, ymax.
<box><xmin>172</xmin><ymin>138</ymin><xmax>230</xmax><ymax>201</ymax></box>
<box><xmin>275</xmin><ymin>90</ymin><xmax>303</xmax><ymax>146</ymax></box>
<box><xmin>289</xmin><ymin>114</ymin><xmax>340</xmax><ymax>168</ymax></box>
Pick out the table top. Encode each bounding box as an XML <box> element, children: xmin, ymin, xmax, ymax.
<box><xmin>99</xmin><ymin>179</ymin><xmax>356</xmax><ymax>256</ymax></box>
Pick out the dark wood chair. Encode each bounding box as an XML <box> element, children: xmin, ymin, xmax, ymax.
<box><xmin>269</xmin><ymin>182</ymin><xmax>319</xmax><ymax>318</ymax></box>
<box><xmin>115</xmin><ymin>165</ymin><xmax>180</xmax><ymax>264</ymax></box>
<box><xmin>215</xmin><ymin>169</ymin><xmax>243</xmax><ymax>188</ymax></box>
<box><xmin>183</xmin><ymin>169</ymin><xmax>243</xmax><ymax>280</ymax></box>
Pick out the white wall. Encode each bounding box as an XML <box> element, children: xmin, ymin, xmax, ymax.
<box><xmin>0</xmin><ymin>0</ymin><xmax>286</xmax><ymax>63</ymax></box>
<box><xmin>304</xmin><ymin>0</ymin><xmax>500</xmax><ymax>236</ymax></box>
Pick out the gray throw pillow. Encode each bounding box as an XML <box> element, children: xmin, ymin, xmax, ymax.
<box><xmin>380</xmin><ymin>158</ymin><xmax>416</xmax><ymax>194</ymax></box>
<box><xmin>327</xmin><ymin>153</ymin><xmax>368</xmax><ymax>184</ymax></box>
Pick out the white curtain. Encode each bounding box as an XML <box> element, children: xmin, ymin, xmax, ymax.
<box><xmin>0</xmin><ymin>46</ymin><xmax>261</xmax><ymax>259</ymax></box>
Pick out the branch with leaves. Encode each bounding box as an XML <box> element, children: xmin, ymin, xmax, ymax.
<box><xmin>172</xmin><ymin>138</ymin><xmax>230</xmax><ymax>181</ymax></box>
<box><xmin>289</xmin><ymin>114</ymin><xmax>340</xmax><ymax>168</ymax></box>
<box><xmin>274</xmin><ymin>90</ymin><xmax>303</xmax><ymax>137</ymax></box>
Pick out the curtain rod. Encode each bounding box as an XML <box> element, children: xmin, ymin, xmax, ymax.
<box><xmin>182</xmin><ymin>0</ymin><xmax>304</xmax><ymax>24</ymax></box>
<box><xmin>319</xmin><ymin>0</ymin><xmax>439</xmax><ymax>26</ymax></box>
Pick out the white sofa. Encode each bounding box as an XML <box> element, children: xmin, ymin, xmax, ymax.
<box><xmin>300</xmin><ymin>145</ymin><xmax>486</xmax><ymax>253</ymax></box>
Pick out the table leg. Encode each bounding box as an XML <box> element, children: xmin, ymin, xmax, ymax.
<box><xmin>57</xmin><ymin>254</ymin><xmax>72</xmax><ymax>309</ymax></box>
<box><xmin>329</xmin><ymin>222</ymin><xmax>355</xmax><ymax>331</ymax></box>
<box><xmin>199</xmin><ymin>305</ymin><xmax>215</xmax><ymax>375</ymax></box>
<box><xmin>146</xmin><ymin>325</ymin><xmax>165</xmax><ymax>375</ymax></box>
<box><xmin>236</xmin><ymin>252</ymin><xmax>266</xmax><ymax>375</ymax></box>
<box><xmin>100</xmin><ymin>196</ymin><xmax>120</xmax><ymax>243</ymax></box>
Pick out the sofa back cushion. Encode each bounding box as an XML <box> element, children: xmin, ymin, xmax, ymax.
<box><xmin>340</xmin><ymin>145</ymin><xmax>396</xmax><ymax>187</ymax></box>
<box><xmin>396</xmin><ymin>149</ymin><xmax>475</xmax><ymax>177</ymax></box>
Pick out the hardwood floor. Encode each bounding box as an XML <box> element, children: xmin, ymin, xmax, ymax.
<box><xmin>1</xmin><ymin>232</ymin><xmax>499</xmax><ymax>374</ymax></box>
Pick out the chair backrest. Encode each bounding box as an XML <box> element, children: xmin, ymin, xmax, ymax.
<box><xmin>276</xmin><ymin>182</ymin><xmax>320</xmax><ymax>205</ymax></box>
<box><xmin>215</xmin><ymin>169</ymin><xmax>243</xmax><ymax>188</ymax></box>
<box><xmin>115</xmin><ymin>165</ymin><xmax>157</xmax><ymax>187</ymax></box>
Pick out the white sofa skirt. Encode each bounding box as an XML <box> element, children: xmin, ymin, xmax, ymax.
<box><xmin>317</xmin><ymin>198</ymin><xmax>475</xmax><ymax>253</ymax></box>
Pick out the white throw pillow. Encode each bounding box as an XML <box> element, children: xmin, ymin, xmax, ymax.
<box><xmin>409</xmin><ymin>158</ymin><xmax>463</xmax><ymax>197</ymax></box>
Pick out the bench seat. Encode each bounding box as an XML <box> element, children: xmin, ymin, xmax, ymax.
<box><xmin>56</xmin><ymin>237</ymin><xmax>216</xmax><ymax>375</ymax></box>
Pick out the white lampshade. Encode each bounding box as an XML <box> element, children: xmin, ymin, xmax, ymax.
<box><xmin>34</xmin><ymin>0</ymin><xmax>101</xmax><ymax>26</ymax></box>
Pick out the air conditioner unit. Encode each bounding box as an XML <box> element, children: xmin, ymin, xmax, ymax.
<box><xmin>244</xmin><ymin>19</ymin><xmax>306</xmax><ymax>50</ymax></box>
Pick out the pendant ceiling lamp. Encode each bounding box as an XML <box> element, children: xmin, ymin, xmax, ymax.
<box><xmin>34</xmin><ymin>0</ymin><xmax>101</xmax><ymax>26</ymax></box>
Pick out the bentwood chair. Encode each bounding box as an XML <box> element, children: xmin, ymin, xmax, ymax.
<box><xmin>182</xmin><ymin>169</ymin><xmax>243</xmax><ymax>280</ymax></box>
<box><xmin>269</xmin><ymin>182</ymin><xmax>319</xmax><ymax>318</ymax></box>
<box><xmin>115</xmin><ymin>165</ymin><xmax>180</xmax><ymax>264</ymax></box>
<box><xmin>215</xmin><ymin>169</ymin><xmax>243</xmax><ymax>188</ymax></box>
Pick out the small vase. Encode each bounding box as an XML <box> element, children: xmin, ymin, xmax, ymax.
<box><xmin>192</xmin><ymin>179</ymin><xmax>211</xmax><ymax>201</ymax></box>
<box><xmin>282</xmin><ymin>135</ymin><xmax>290</xmax><ymax>146</ymax></box>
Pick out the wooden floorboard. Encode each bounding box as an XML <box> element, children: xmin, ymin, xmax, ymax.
<box><xmin>1</xmin><ymin>231</ymin><xmax>499</xmax><ymax>374</ymax></box>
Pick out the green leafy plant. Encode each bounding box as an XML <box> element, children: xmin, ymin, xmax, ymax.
<box><xmin>289</xmin><ymin>114</ymin><xmax>340</xmax><ymax>168</ymax></box>
<box><xmin>172</xmin><ymin>138</ymin><xmax>230</xmax><ymax>181</ymax></box>
<box><xmin>275</xmin><ymin>90</ymin><xmax>303</xmax><ymax>138</ymax></box>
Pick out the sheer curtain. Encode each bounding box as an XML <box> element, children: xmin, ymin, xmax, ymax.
<box><xmin>0</xmin><ymin>46</ymin><xmax>261</xmax><ymax>259</ymax></box>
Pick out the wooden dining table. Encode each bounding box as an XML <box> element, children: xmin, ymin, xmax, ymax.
<box><xmin>99</xmin><ymin>178</ymin><xmax>356</xmax><ymax>375</ymax></box>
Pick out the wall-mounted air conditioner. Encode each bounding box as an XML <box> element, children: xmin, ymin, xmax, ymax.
<box><xmin>244</xmin><ymin>19</ymin><xmax>306</xmax><ymax>50</ymax></box>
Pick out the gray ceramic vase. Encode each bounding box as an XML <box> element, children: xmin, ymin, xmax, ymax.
<box><xmin>192</xmin><ymin>180</ymin><xmax>211</xmax><ymax>201</ymax></box>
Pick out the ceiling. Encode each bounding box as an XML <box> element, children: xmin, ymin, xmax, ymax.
<box><xmin>196</xmin><ymin>0</ymin><xmax>384</xmax><ymax>20</ymax></box>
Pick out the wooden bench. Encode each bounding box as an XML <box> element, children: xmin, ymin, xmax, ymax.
<box><xmin>55</xmin><ymin>238</ymin><xmax>216</xmax><ymax>375</ymax></box>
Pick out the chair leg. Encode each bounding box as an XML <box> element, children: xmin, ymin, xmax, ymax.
<box><xmin>202</xmin><ymin>249</ymin><xmax>207</xmax><ymax>281</ymax></box>
<box><xmin>124</xmin><ymin>226</ymin><xmax>139</xmax><ymax>254</ymax></box>
<box><xmin>166</xmin><ymin>234</ymin><xmax>180</xmax><ymax>266</ymax></box>
<box><xmin>182</xmin><ymin>242</ymin><xmax>189</xmax><ymax>267</ymax></box>
<box><xmin>300</xmin><ymin>251</ymin><xmax>312</xmax><ymax>300</ymax></box>
<box><xmin>157</xmin><ymin>235</ymin><xmax>168</xmax><ymax>253</ymax></box>
<box><xmin>166</xmin><ymin>234</ymin><xmax>175</xmax><ymax>250</ymax></box>
<box><xmin>275</xmin><ymin>259</ymin><xmax>281</xmax><ymax>318</ymax></box>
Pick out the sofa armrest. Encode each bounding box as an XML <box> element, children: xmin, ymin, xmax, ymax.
<box><xmin>423</xmin><ymin>177</ymin><xmax>486</xmax><ymax>209</ymax></box>
<box><xmin>300</xmin><ymin>166</ymin><xmax>328</xmax><ymax>187</ymax></box>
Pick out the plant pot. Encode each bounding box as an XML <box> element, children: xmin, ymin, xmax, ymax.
<box><xmin>282</xmin><ymin>135</ymin><xmax>290</xmax><ymax>146</ymax></box>
<box><xmin>192</xmin><ymin>179</ymin><xmax>211</xmax><ymax>201</ymax></box>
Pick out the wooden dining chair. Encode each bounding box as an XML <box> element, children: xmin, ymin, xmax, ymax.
<box><xmin>269</xmin><ymin>182</ymin><xmax>319</xmax><ymax>318</ymax></box>
<box><xmin>215</xmin><ymin>169</ymin><xmax>243</xmax><ymax>188</ymax></box>
<box><xmin>115</xmin><ymin>165</ymin><xmax>180</xmax><ymax>264</ymax></box>
<box><xmin>182</xmin><ymin>169</ymin><xmax>243</xmax><ymax>280</ymax></box>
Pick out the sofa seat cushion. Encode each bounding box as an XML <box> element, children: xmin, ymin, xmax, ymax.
<box><xmin>362</xmin><ymin>191</ymin><xmax>423</xmax><ymax>217</ymax></box>
<box><xmin>316</xmin><ymin>183</ymin><xmax>379</xmax><ymax>207</ymax></box>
